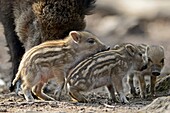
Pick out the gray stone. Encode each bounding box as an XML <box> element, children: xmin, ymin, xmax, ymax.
<box><xmin>139</xmin><ymin>96</ymin><xmax>170</xmax><ymax>113</ymax></box>
<box><xmin>156</xmin><ymin>74</ymin><xmax>170</xmax><ymax>94</ymax></box>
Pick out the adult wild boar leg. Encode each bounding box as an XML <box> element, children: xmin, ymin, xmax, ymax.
<box><xmin>0</xmin><ymin>11</ymin><xmax>25</xmax><ymax>92</ymax></box>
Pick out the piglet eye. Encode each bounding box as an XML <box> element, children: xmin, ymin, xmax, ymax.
<box><xmin>148</xmin><ymin>57</ymin><xmax>152</xmax><ymax>63</ymax></box>
<box><xmin>160</xmin><ymin>58</ymin><xmax>164</xmax><ymax>64</ymax></box>
<box><xmin>139</xmin><ymin>53</ymin><xmax>142</xmax><ymax>57</ymax></box>
<box><xmin>87</xmin><ymin>38</ymin><xmax>95</xmax><ymax>44</ymax></box>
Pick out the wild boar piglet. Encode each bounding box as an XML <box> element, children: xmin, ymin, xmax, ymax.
<box><xmin>67</xmin><ymin>43</ymin><xmax>147</xmax><ymax>104</ymax></box>
<box><xmin>127</xmin><ymin>45</ymin><xmax>165</xmax><ymax>98</ymax></box>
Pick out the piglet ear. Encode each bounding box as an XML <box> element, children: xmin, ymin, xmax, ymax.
<box><xmin>160</xmin><ymin>45</ymin><xmax>164</xmax><ymax>51</ymax></box>
<box><xmin>146</xmin><ymin>45</ymin><xmax>150</xmax><ymax>52</ymax></box>
<box><xmin>113</xmin><ymin>44</ymin><xmax>120</xmax><ymax>49</ymax></box>
<box><xmin>125</xmin><ymin>44</ymin><xmax>136</xmax><ymax>56</ymax></box>
<box><xmin>69</xmin><ymin>31</ymin><xmax>81</xmax><ymax>43</ymax></box>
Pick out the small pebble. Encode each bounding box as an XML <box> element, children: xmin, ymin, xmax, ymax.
<box><xmin>0</xmin><ymin>108</ymin><xmax>7</xmax><ymax>112</ymax></box>
<box><xmin>0</xmin><ymin>79</ymin><xmax>5</xmax><ymax>86</ymax></box>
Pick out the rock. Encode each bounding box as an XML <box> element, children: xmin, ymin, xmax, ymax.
<box><xmin>156</xmin><ymin>74</ymin><xmax>170</xmax><ymax>94</ymax></box>
<box><xmin>0</xmin><ymin>77</ymin><xmax>9</xmax><ymax>93</ymax></box>
<box><xmin>96</xmin><ymin>0</ymin><xmax>170</xmax><ymax>19</ymax></box>
<box><xmin>0</xmin><ymin>78</ymin><xmax>5</xmax><ymax>86</ymax></box>
<box><xmin>139</xmin><ymin>96</ymin><xmax>170</xmax><ymax>113</ymax></box>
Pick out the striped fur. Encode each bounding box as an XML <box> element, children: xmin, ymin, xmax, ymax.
<box><xmin>67</xmin><ymin>43</ymin><xmax>147</xmax><ymax>103</ymax></box>
<box><xmin>12</xmin><ymin>31</ymin><xmax>109</xmax><ymax>102</ymax></box>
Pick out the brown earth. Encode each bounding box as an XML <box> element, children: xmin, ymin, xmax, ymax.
<box><xmin>0</xmin><ymin>1</ymin><xmax>170</xmax><ymax>112</ymax></box>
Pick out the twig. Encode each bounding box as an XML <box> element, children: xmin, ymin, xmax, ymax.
<box><xmin>103</xmin><ymin>103</ymin><xmax>115</xmax><ymax>109</ymax></box>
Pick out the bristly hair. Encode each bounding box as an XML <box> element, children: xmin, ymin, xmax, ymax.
<box><xmin>77</xmin><ymin>0</ymin><xmax>96</xmax><ymax>15</ymax></box>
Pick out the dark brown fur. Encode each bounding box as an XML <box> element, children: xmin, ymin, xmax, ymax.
<box><xmin>13</xmin><ymin>0</ymin><xmax>96</xmax><ymax>50</ymax></box>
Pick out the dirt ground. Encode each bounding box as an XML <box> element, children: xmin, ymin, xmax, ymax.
<box><xmin>0</xmin><ymin>91</ymin><xmax>157</xmax><ymax>113</ymax></box>
<box><xmin>1</xmin><ymin>1</ymin><xmax>170</xmax><ymax>112</ymax></box>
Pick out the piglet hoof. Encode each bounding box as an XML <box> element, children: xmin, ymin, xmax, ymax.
<box><xmin>148</xmin><ymin>93</ymin><xmax>156</xmax><ymax>100</ymax></box>
<box><xmin>111</xmin><ymin>99</ymin><xmax>119</xmax><ymax>103</ymax></box>
<box><xmin>26</xmin><ymin>97</ymin><xmax>35</xmax><ymax>102</ymax></box>
<box><xmin>78</xmin><ymin>99</ymin><xmax>88</xmax><ymax>103</ymax></box>
<box><xmin>126</xmin><ymin>93</ymin><xmax>134</xmax><ymax>99</ymax></box>
<box><xmin>46</xmin><ymin>97</ymin><xmax>55</xmax><ymax>101</ymax></box>
<box><xmin>150</xmin><ymin>93</ymin><xmax>156</xmax><ymax>97</ymax></box>
<box><xmin>54</xmin><ymin>93</ymin><xmax>61</xmax><ymax>101</ymax></box>
<box><xmin>122</xmin><ymin>100</ymin><xmax>129</xmax><ymax>104</ymax></box>
<box><xmin>140</xmin><ymin>92</ymin><xmax>147</xmax><ymax>99</ymax></box>
<box><xmin>70</xmin><ymin>98</ymin><xmax>88</xmax><ymax>104</ymax></box>
<box><xmin>140</xmin><ymin>95</ymin><xmax>145</xmax><ymax>99</ymax></box>
<box><xmin>120</xmin><ymin>96</ymin><xmax>129</xmax><ymax>104</ymax></box>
